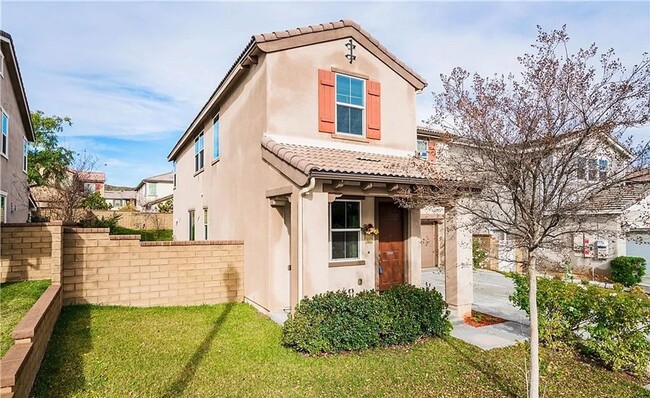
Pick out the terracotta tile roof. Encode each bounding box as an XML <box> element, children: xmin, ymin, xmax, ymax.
<box><xmin>104</xmin><ymin>190</ymin><xmax>137</xmax><ymax>200</ymax></box>
<box><xmin>261</xmin><ymin>137</ymin><xmax>461</xmax><ymax>183</ymax></box>
<box><xmin>587</xmin><ymin>182</ymin><xmax>650</xmax><ymax>213</ymax></box>
<box><xmin>77</xmin><ymin>171</ymin><xmax>105</xmax><ymax>183</ymax></box>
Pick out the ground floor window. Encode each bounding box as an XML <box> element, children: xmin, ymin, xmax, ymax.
<box><xmin>203</xmin><ymin>208</ymin><xmax>208</xmax><ymax>240</ymax></box>
<box><xmin>0</xmin><ymin>194</ymin><xmax>6</xmax><ymax>223</ymax></box>
<box><xmin>189</xmin><ymin>210</ymin><xmax>195</xmax><ymax>241</ymax></box>
<box><xmin>330</xmin><ymin>200</ymin><xmax>361</xmax><ymax>260</ymax></box>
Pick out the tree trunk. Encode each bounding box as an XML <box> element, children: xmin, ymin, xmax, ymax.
<box><xmin>528</xmin><ymin>252</ymin><xmax>539</xmax><ymax>398</ymax></box>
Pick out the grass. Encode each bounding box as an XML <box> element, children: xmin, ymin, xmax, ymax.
<box><xmin>33</xmin><ymin>303</ymin><xmax>649</xmax><ymax>397</ymax></box>
<box><xmin>0</xmin><ymin>280</ymin><xmax>51</xmax><ymax>357</ymax></box>
<box><xmin>110</xmin><ymin>227</ymin><xmax>172</xmax><ymax>241</ymax></box>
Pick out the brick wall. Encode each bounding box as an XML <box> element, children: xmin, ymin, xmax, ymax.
<box><xmin>0</xmin><ymin>285</ymin><xmax>62</xmax><ymax>398</ymax></box>
<box><xmin>1</xmin><ymin>222</ymin><xmax>63</xmax><ymax>283</ymax></box>
<box><xmin>91</xmin><ymin>210</ymin><xmax>173</xmax><ymax>230</ymax></box>
<box><xmin>62</xmin><ymin>228</ymin><xmax>243</xmax><ymax>306</ymax></box>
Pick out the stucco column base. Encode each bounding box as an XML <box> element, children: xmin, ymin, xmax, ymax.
<box><xmin>448</xmin><ymin>303</ymin><xmax>472</xmax><ymax>319</ymax></box>
<box><xmin>444</xmin><ymin>207</ymin><xmax>473</xmax><ymax>319</ymax></box>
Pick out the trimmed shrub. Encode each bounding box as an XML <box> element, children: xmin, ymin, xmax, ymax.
<box><xmin>282</xmin><ymin>285</ymin><xmax>450</xmax><ymax>355</ymax></box>
<box><xmin>610</xmin><ymin>256</ymin><xmax>646</xmax><ymax>287</ymax></box>
<box><xmin>510</xmin><ymin>275</ymin><xmax>650</xmax><ymax>376</ymax></box>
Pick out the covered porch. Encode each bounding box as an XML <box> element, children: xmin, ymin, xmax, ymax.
<box><xmin>261</xmin><ymin>136</ymin><xmax>474</xmax><ymax>318</ymax></box>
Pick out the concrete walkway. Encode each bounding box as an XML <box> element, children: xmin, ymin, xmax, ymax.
<box><xmin>423</xmin><ymin>268</ymin><xmax>530</xmax><ymax>350</ymax></box>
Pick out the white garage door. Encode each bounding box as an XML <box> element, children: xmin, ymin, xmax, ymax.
<box><xmin>626</xmin><ymin>232</ymin><xmax>650</xmax><ymax>281</ymax></box>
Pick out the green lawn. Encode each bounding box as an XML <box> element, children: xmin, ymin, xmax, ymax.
<box><xmin>34</xmin><ymin>303</ymin><xmax>648</xmax><ymax>398</ymax></box>
<box><xmin>0</xmin><ymin>280</ymin><xmax>51</xmax><ymax>357</ymax></box>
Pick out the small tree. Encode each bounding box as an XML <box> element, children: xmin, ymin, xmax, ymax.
<box><xmin>82</xmin><ymin>191</ymin><xmax>111</xmax><ymax>210</ymax></box>
<box><xmin>28</xmin><ymin>111</ymin><xmax>74</xmax><ymax>186</ymax></box>
<box><xmin>396</xmin><ymin>26</ymin><xmax>649</xmax><ymax>397</ymax></box>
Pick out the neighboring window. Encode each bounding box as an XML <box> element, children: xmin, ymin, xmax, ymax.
<box><xmin>335</xmin><ymin>74</ymin><xmax>364</xmax><ymax>136</ymax></box>
<box><xmin>189</xmin><ymin>210</ymin><xmax>196</xmax><ymax>241</ymax></box>
<box><xmin>0</xmin><ymin>52</ymin><xmax>4</xmax><ymax>78</ymax></box>
<box><xmin>172</xmin><ymin>161</ymin><xmax>177</xmax><ymax>189</ymax></box>
<box><xmin>147</xmin><ymin>182</ymin><xmax>157</xmax><ymax>197</ymax></box>
<box><xmin>577</xmin><ymin>157</ymin><xmax>609</xmax><ymax>181</ymax></box>
<box><xmin>194</xmin><ymin>133</ymin><xmax>205</xmax><ymax>172</ymax></box>
<box><xmin>213</xmin><ymin>116</ymin><xmax>220</xmax><ymax>160</ymax></box>
<box><xmin>330</xmin><ymin>200</ymin><xmax>361</xmax><ymax>260</ymax></box>
<box><xmin>22</xmin><ymin>139</ymin><xmax>28</xmax><ymax>173</ymax></box>
<box><xmin>84</xmin><ymin>183</ymin><xmax>96</xmax><ymax>193</ymax></box>
<box><xmin>0</xmin><ymin>194</ymin><xmax>6</xmax><ymax>223</ymax></box>
<box><xmin>203</xmin><ymin>208</ymin><xmax>208</xmax><ymax>240</ymax></box>
<box><xmin>417</xmin><ymin>139</ymin><xmax>428</xmax><ymax>159</ymax></box>
<box><xmin>1</xmin><ymin>110</ymin><xmax>8</xmax><ymax>157</ymax></box>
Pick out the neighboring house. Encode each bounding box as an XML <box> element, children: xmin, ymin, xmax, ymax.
<box><xmin>78</xmin><ymin>171</ymin><xmax>105</xmax><ymax>196</ymax></box>
<box><xmin>417</xmin><ymin>126</ymin><xmax>650</xmax><ymax>277</ymax></box>
<box><xmin>135</xmin><ymin>172</ymin><xmax>173</xmax><ymax>211</ymax></box>
<box><xmin>31</xmin><ymin>170</ymin><xmax>105</xmax><ymax>221</ymax></box>
<box><xmin>0</xmin><ymin>31</ymin><xmax>35</xmax><ymax>223</ymax></box>
<box><xmin>104</xmin><ymin>189</ymin><xmax>137</xmax><ymax>210</ymax></box>
<box><xmin>168</xmin><ymin>20</ymin><xmax>473</xmax><ymax>317</ymax></box>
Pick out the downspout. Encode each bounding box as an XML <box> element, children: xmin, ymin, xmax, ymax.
<box><xmin>297</xmin><ymin>177</ymin><xmax>316</xmax><ymax>302</ymax></box>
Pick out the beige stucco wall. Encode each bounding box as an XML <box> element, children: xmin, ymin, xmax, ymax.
<box><xmin>265</xmin><ymin>38</ymin><xmax>417</xmax><ymax>153</ymax></box>
<box><xmin>172</xmin><ymin>38</ymin><xmax>423</xmax><ymax>312</ymax></box>
<box><xmin>0</xmin><ymin>53</ymin><xmax>30</xmax><ymax>223</ymax></box>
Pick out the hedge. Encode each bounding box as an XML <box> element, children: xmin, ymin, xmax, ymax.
<box><xmin>282</xmin><ymin>285</ymin><xmax>451</xmax><ymax>354</ymax></box>
<box><xmin>610</xmin><ymin>256</ymin><xmax>646</xmax><ymax>287</ymax></box>
<box><xmin>510</xmin><ymin>274</ymin><xmax>650</xmax><ymax>376</ymax></box>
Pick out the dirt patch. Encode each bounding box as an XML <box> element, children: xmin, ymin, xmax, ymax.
<box><xmin>464</xmin><ymin>311</ymin><xmax>508</xmax><ymax>328</ymax></box>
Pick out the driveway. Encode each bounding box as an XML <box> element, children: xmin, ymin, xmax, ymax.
<box><xmin>422</xmin><ymin>268</ymin><xmax>530</xmax><ymax>325</ymax></box>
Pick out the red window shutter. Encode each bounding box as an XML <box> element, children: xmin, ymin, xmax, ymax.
<box><xmin>318</xmin><ymin>70</ymin><xmax>335</xmax><ymax>133</ymax></box>
<box><xmin>366</xmin><ymin>80</ymin><xmax>381</xmax><ymax>140</ymax></box>
<box><xmin>427</xmin><ymin>140</ymin><xmax>436</xmax><ymax>162</ymax></box>
<box><xmin>95</xmin><ymin>183</ymin><xmax>102</xmax><ymax>191</ymax></box>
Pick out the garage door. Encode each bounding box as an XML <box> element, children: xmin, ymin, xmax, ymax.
<box><xmin>626</xmin><ymin>232</ymin><xmax>650</xmax><ymax>281</ymax></box>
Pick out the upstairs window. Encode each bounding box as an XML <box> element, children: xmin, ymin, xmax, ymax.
<box><xmin>1</xmin><ymin>110</ymin><xmax>8</xmax><ymax>157</ymax></box>
<box><xmin>0</xmin><ymin>51</ymin><xmax>4</xmax><ymax>77</ymax></box>
<box><xmin>147</xmin><ymin>182</ymin><xmax>157</xmax><ymax>197</ymax></box>
<box><xmin>417</xmin><ymin>139</ymin><xmax>428</xmax><ymax>159</ymax></box>
<box><xmin>172</xmin><ymin>161</ymin><xmax>177</xmax><ymax>189</ymax></box>
<box><xmin>336</xmin><ymin>74</ymin><xmax>364</xmax><ymax>136</ymax></box>
<box><xmin>194</xmin><ymin>133</ymin><xmax>205</xmax><ymax>172</ymax></box>
<box><xmin>577</xmin><ymin>157</ymin><xmax>609</xmax><ymax>181</ymax></box>
<box><xmin>0</xmin><ymin>194</ymin><xmax>6</xmax><ymax>223</ymax></box>
<box><xmin>330</xmin><ymin>200</ymin><xmax>361</xmax><ymax>260</ymax></box>
<box><xmin>213</xmin><ymin>116</ymin><xmax>220</xmax><ymax>160</ymax></box>
<box><xmin>84</xmin><ymin>183</ymin><xmax>96</xmax><ymax>194</ymax></box>
<box><xmin>22</xmin><ymin>139</ymin><xmax>28</xmax><ymax>173</ymax></box>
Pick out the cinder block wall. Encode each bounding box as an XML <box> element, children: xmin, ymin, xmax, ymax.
<box><xmin>62</xmin><ymin>228</ymin><xmax>243</xmax><ymax>306</ymax></box>
<box><xmin>0</xmin><ymin>222</ymin><xmax>63</xmax><ymax>283</ymax></box>
<box><xmin>91</xmin><ymin>211</ymin><xmax>173</xmax><ymax>230</ymax></box>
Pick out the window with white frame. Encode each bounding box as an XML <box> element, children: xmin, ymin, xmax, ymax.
<box><xmin>22</xmin><ymin>139</ymin><xmax>28</xmax><ymax>173</ymax></box>
<box><xmin>1</xmin><ymin>110</ymin><xmax>8</xmax><ymax>157</ymax></box>
<box><xmin>577</xmin><ymin>157</ymin><xmax>609</xmax><ymax>181</ymax></box>
<box><xmin>213</xmin><ymin>116</ymin><xmax>220</xmax><ymax>160</ymax></box>
<box><xmin>417</xmin><ymin>139</ymin><xmax>428</xmax><ymax>159</ymax></box>
<box><xmin>336</xmin><ymin>74</ymin><xmax>365</xmax><ymax>136</ymax></box>
<box><xmin>330</xmin><ymin>200</ymin><xmax>361</xmax><ymax>260</ymax></box>
<box><xmin>172</xmin><ymin>161</ymin><xmax>177</xmax><ymax>189</ymax></box>
<box><xmin>0</xmin><ymin>194</ymin><xmax>6</xmax><ymax>223</ymax></box>
<box><xmin>83</xmin><ymin>183</ymin><xmax>96</xmax><ymax>193</ymax></box>
<box><xmin>194</xmin><ymin>133</ymin><xmax>205</xmax><ymax>172</ymax></box>
<box><xmin>147</xmin><ymin>182</ymin><xmax>157</xmax><ymax>197</ymax></box>
<box><xmin>203</xmin><ymin>208</ymin><xmax>208</xmax><ymax>240</ymax></box>
<box><xmin>0</xmin><ymin>51</ymin><xmax>4</xmax><ymax>78</ymax></box>
<box><xmin>189</xmin><ymin>210</ymin><xmax>196</xmax><ymax>241</ymax></box>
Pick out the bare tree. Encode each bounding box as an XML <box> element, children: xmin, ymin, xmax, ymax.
<box><xmin>33</xmin><ymin>152</ymin><xmax>102</xmax><ymax>223</ymax></box>
<box><xmin>396</xmin><ymin>26</ymin><xmax>650</xmax><ymax>398</ymax></box>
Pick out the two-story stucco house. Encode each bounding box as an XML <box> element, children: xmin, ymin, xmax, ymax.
<box><xmin>134</xmin><ymin>171</ymin><xmax>173</xmax><ymax>211</ymax></box>
<box><xmin>168</xmin><ymin>20</ymin><xmax>474</xmax><ymax>318</ymax></box>
<box><xmin>0</xmin><ymin>31</ymin><xmax>35</xmax><ymax>223</ymax></box>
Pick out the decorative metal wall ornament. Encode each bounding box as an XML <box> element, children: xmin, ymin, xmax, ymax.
<box><xmin>345</xmin><ymin>39</ymin><xmax>356</xmax><ymax>64</ymax></box>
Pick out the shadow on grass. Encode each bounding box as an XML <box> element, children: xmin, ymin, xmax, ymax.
<box><xmin>161</xmin><ymin>303</ymin><xmax>235</xmax><ymax>398</ymax></box>
<box><xmin>446</xmin><ymin>338</ymin><xmax>521</xmax><ymax>398</ymax></box>
<box><xmin>32</xmin><ymin>305</ymin><xmax>93</xmax><ymax>397</ymax></box>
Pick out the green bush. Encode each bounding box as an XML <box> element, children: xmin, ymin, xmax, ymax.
<box><xmin>472</xmin><ymin>239</ymin><xmax>488</xmax><ymax>269</ymax></box>
<box><xmin>510</xmin><ymin>275</ymin><xmax>650</xmax><ymax>376</ymax></box>
<box><xmin>282</xmin><ymin>285</ymin><xmax>450</xmax><ymax>355</ymax></box>
<box><xmin>610</xmin><ymin>256</ymin><xmax>646</xmax><ymax>287</ymax></box>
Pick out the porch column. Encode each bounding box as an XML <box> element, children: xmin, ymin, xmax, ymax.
<box><xmin>444</xmin><ymin>207</ymin><xmax>473</xmax><ymax>318</ymax></box>
<box><xmin>407</xmin><ymin>209</ymin><xmax>422</xmax><ymax>287</ymax></box>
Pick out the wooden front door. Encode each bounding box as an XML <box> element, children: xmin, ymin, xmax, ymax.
<box><xmin>377</xmin><ymin>201</ymin><xmax>405</xmax><ymax>291</ymax></box>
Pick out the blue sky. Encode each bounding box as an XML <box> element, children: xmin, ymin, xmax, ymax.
<box><xmin>2</xmin><ymin>1</ymin><xmax>649</xmax><ymax>186</ymax></box>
